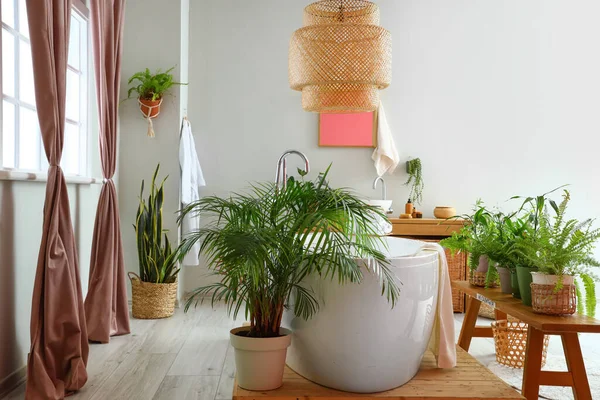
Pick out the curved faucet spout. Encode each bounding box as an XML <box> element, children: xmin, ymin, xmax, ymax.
<box><xmin>373</xmin><ymin>176</ymin><xmax>386</xmax><ymax>200</ymax></box>
<box><xmin>275</xmin><ymin>150</ymin><xmax>310</xmax><ymax>192</ymax></box>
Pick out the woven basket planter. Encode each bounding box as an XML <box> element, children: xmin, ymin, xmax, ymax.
<box><xmin>491</xmin><ymin>319</ymin><xmax>549</xmax><ymax>369</ymax></box>
<box><xmin>129</xmin><ymin>272</ymin><xmax>177</xmax><ymax>319</ymax></box>
<box><xmin>531</xmin><ymin>283</ymin><xmax>577</xmax><ymax>315</ymax></box>
<box><xmin>469</xmin><ymin>271</ymin><xmax>497</xmax><ymax>288</ymax></box>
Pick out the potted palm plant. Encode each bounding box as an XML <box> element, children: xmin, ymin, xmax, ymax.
<box><xmin>126</xmin><ymin>66</ymin><xmax>186</xmax><ymax>119</ymax></box>
<box><xmin>516</xmin><ymin>190</ymin><xmax>600</xmax><ymax>316</ymax></box>
<box><xmin>179</xmin><ymin>166</ymin><xmax>400</xmax><ymax>391</ymax></box>
<box><xmin>130</xmin><ymin>164</ymin><xmax>182</xmax><ymax>319</ymax></box>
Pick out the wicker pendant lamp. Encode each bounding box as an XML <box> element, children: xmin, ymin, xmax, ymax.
<box><xmin>289</xmin><ymin>0</ymin><xmax>392</xmax><ymax>113</ymax></box>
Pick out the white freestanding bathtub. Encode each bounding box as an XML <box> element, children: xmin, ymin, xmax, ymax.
<box><xmin>282</xmin><ymin>237</ymin><xmax>439</xmax><ymax>393</ymax></box>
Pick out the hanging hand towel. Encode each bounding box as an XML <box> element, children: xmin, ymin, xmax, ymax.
<box><xmin>417</xmin><ymin>242</ymin><xmax>457</xmax><ymax>368</ymax></box>
<box><xmin>371</xmin><ymin>101</ymin><xmax>400</xmax><ymax>176</ymax></box>
<box><xmin>179</xmin><ymin>119</ymin><xmax>206</xmax><ymax>266</ymax></box>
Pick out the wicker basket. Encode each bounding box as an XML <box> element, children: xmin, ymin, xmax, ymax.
<box><xmin>469</xmin><ymin>271</ymin><xmax>498</xmax><ymax>288</ymax></box>
<box><xmin>491</xmin><ymin>319</ymin><xmax>549</xmax><ymax>369</ymax></box>
<box><xmin>129</xmin><ymin>272</ymin><xmax>177</xmax><ymax>319</ymax></box>
<box><xmin>531</xmin><ymin>283</ymin><xmax>577</xmax><ymax>315</ymax></box>
<box><xmin>478</xmin><ymin>302</ymin><xmax>496</xmax><ymax>319</ymax></box>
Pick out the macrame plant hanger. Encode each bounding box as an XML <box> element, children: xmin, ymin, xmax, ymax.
<box><xmin>138</xmin><ymin>98</ymin><xmax>163</xmax><ymax>137</ymax></box>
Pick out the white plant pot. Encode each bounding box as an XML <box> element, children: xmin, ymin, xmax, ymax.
<box><xmin>531</xmin><ymin>272</ymin><xmax>575</xmax><ymax>286</ymax></box>
<box><xmin>230</xmin><ymin>326</ymin><xmax>292</xmax><ymax>391</ymax></box>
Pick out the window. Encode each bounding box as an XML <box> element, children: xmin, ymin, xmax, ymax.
<box><xmin>1</xmin><ymin>0</ymin><xmax>89</xmax><ymax>176</ymax></box>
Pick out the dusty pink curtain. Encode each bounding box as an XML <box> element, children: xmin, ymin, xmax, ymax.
<box><xmin>25</xmin><ymin>0</ymin><xmax>89</xmax><ymax>399</ymax></box>
<box><xmin>84</xmin><ymin>0</ymin><xmax>130</xmax><ymax>343</ymax></box>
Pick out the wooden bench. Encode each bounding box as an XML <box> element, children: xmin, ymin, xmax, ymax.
<box><xmin>453</xmin><ymin>281</ymin><xmax>600</xmax><ymax>400</ymax></box>
<box><xmin>232</xmin><ymin>347</ymin><xmax>523</xmax><ymax>400</ymax></box>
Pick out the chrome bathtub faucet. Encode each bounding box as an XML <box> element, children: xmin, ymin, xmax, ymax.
<box><xmin>275</xmin><ymin>150</ymin><xmax>310</xmax><ymax>191</ymax></box>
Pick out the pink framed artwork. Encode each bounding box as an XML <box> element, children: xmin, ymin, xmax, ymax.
<box><xmin>319</xmin><ymin>111</ymin><xmax>378</xmax><ymax>148</ymax></box>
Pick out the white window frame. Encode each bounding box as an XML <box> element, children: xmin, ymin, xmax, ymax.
<box><xmin>0</xmin><ymin>0</ymin><xmax>92</xmax><ymax>180</ymax></box>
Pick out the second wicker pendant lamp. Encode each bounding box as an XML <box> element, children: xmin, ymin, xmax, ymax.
<box><xmin>289</xmin><ymin>0</ymin><xmax>392</xmax><ymax>113</ymax></box>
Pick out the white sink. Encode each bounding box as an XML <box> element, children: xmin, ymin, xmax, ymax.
<box><xmin>367</xmin><ymin>199</ymin><xmax>393</xmax><ymax>214</ymax></box>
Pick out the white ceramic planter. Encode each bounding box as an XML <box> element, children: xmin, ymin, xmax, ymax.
<box><xmin>230</xmin><ymin>327</ymin><xmax>292</xmax><ymax>391</ymax></box>
<box><xmin>530</xmin><ymin>272</ymin><xmax>575</xmax><ymax>286</ymax></box>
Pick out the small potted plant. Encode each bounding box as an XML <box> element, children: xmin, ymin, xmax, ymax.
<box><xmin>405</xmin><ymin>158</ymin><xmax>424</xmax><ymax>205</ymax></box>
<box><xmin>130</xmin><ymin>164</ymin><xmax>182</xmax><ymax>319</ymax></box>
<box><xmin>179</xmin><ymin>166</ymin><xmax>400</xmax><ymax>391</ymax></box>
<box><xmin>516</xmin><ymin>191</ymin><xmax>600</xmax><ymax>316</ymax></box>
<box><xmin>485</xmin><ymin>212</ymin><xmax>529</xmax><ymax>294</ymax></box>
<box><xmin>440</xmin><ymin>203</ymin><xmax>499</xmax><ymax>288</ymax></box>
<box><xmin>127</xmin><ymin>66</ymin><xmax>185</xmax><ymax>119</ymax></box>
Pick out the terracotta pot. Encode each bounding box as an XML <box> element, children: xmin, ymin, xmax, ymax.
<box><xmin>230</xmin><ymin>326</ymin><xmax>292</xmax><ymax>391</ymax></box>
<box><xmin>433</xmin><ymin>206</ymin><xmax>456</xmax><ymax>219</ymax></box>
<box><xmin>139</xmin><ymin>97</ymin><xmax>161</xmax><ymax>119</ymax></box>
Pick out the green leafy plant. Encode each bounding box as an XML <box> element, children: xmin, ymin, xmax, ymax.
<box><xmin>440</xmin><ymin>203</ymin><xmax>499</xmax><ymax>287</ymax></box>
<box><xmin>405</xmin><ymin>158</ymin><xmax>424</xmax><ymax>204</ymax></box>
<box><xmin>179</xmin><ymin>166</ymin><xmax>400</xmax><ymax>338</ymax></box>
<box><xmin>134</xmin><ymin>164</ymin><xmax>181</xmax><ymax>283</ymax></box>
<box><xmin>127</xmin><ymin>66</ymin><xmax>186</xmax><ymax>101</ymax></box>
<box><xmin>515</xmin><ymin>190</ymin><xmax>600</xmax><ymax>316</ymax></box>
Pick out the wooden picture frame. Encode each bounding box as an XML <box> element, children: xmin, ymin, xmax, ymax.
<box><xmin>318</xmin><ymin>111</ymin><xmax>378</xmax><ymax>148</ymax></box>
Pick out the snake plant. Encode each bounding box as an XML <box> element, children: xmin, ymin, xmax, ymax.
<box><xmin>134</xmin><ymin>164</ymin><xmax>181</xmax><ymax>283</ymax></box>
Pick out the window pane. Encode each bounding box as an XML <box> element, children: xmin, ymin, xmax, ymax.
<box><xmin>67</xmin><ymin>15</ymin><xmax>80</xmax><ymax>69</ymax></box>
<box><xmin>2</xmin><ymin>0</ymin><xmax>15</xmax><ymax>28</ymax></box>
<box><xmin>2</xmin><ymin>29</ymin><xmax>15</xmax><ymax>97</ymax></box>
<box><xmin>18</xmin><ymin>106</ymin><xmax>40</xmax><ymax>170</ymax></box>
<box><xmin>2</xmin><ymin>101</ymin><xmax>15</xmax><ymax>168</ymax></box>
<box><xmin>62</xmin><ymin>122</ymin><xmax>79</xmax><ymax>175</ymax></box>
<box><xmin>17</xmin><ymin>0</ymin><xmax>28</xmax><ymax>38</ymax></box>
<box><xmin>19</xmin><ymin>38</ymin><xmax>35</xmax><ymax>105</ymax></box>
<box><xmin>66</xmin><ymin>69</ymin><xmax>79</xmax><ymax>121</ymax></box>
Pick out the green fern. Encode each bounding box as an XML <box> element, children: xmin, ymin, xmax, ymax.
<box><xmin>581</xmin><ymin>274</ymin><xmax>597</xmax><ymax>317</ymax></box>
<box><xmin>127</xmin><ymin>66</ymin><xmax>186</xmax><ymax>101</ymax></box>
<box><xmin>575</xmin><ymin>280</ymin><xmax>584</xmax><ymax>315</ymax></box>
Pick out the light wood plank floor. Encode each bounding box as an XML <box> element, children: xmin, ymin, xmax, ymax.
<box><xmin>4</xmin><ymin>306</ymin><xmax>600</xmax><ymax>399</ymax></box>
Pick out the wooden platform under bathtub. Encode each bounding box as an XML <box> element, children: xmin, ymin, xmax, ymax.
<box><xmin>232</xmin><ymin>346</ymin><xmax>523</xmax><ymax>400</ymax></box>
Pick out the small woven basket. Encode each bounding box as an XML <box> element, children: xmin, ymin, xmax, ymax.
<box><xmin>491</xmin><ymin>319</ymin><xmax>549</xmax><ymax>369</ymax></box>
<box><xmin>129</xmin><ymin>272</ymin><xmax>177</xmax><ymax>319</ymax></box>
<box><xmin>531</xmin><ymin>283</ymin><xmax>577</xmax><ymax>315</ymax></box>
<box><xmin>469</xmin><ymin>271</ymin><xmax>497</xmax><ymax>288</ymax></box>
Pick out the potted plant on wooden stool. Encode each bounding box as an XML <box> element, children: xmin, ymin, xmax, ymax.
<box><xmin>179</xmin><ymin>166</ymin><xmax>399</xmax><ymax>391</ymax></box>
<box><xmin>126</xmin><ymin>66</ymin><xmax>186</xmax><ymax>137</ymax></box>
<box><xmin>441</xmin><ymin>203</ymin><xmax>499</xmax><ymax>288</ymax></box>
<box><xmin>130</xmin><ymin>164</ymin><xmax>182</xmax><ymax>319</ymax></box>
<box><xmin>517</xmin><ymin>190</ymin><xmax>600</xmax><ymax>316</ymax></box>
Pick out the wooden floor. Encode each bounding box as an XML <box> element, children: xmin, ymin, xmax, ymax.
<box><xmin>234</xmin><ymin>348</ymin><xmax>523</xmax><ymax>400</ymax></box>
<box><xmin>5</xmin><ymin>306</ymin><xmax>600</xmax><ymax>399</ymax></box>
<box><xmin>4</xmin><ymin>303</ymin><xmax>238</xmax><ymax>400</ymax></box>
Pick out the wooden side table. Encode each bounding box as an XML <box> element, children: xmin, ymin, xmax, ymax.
<box><xmin>452</xmin><ymin>281</ymin><xmax>600</xmax><ymax>400</ymax></box>
<box><xmin>389</xmin><ymin>218</ymin><xmax>467</xmax><ymax>312</ymax></box>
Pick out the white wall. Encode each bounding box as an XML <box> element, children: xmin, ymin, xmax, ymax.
<box><xmin>118</xmin><ymin>0</ymin><xmax>185</xmax><ymax>297</ymax></box>
<box><xmin>177</xmin><ymin>0</ymin><xmax>600</xmax><ymax>290</ymax></box>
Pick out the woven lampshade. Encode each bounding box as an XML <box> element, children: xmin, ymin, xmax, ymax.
<box><xmin>289</xmin><ymin>0</ymin><xmax>392</xmax><ymax>113</ymax></box>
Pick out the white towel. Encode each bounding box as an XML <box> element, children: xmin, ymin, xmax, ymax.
<box><xmin>371</xmin><ymin>101</ymin><xmax>400</xmax><ymax>176</ymax></box>
<box><xmin>179</xmin><ymin>119</ymin><xmax>206</xmax><ymax>266</ymax></box>
<box><xmin>420</xmin><ymin>242</ymin><xmax>457</xmax><ymax>368</ymax></box>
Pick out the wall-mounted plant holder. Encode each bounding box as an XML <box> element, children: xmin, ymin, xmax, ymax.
<box><xmin>126</xmin><ymin>66</ymin><xmax>187</xmax><ymax>138</ymax></box>
<box><xmin>138</xmin><ymin>98</ymin><xmax>163</xmax><ymax>138</ymax></box>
